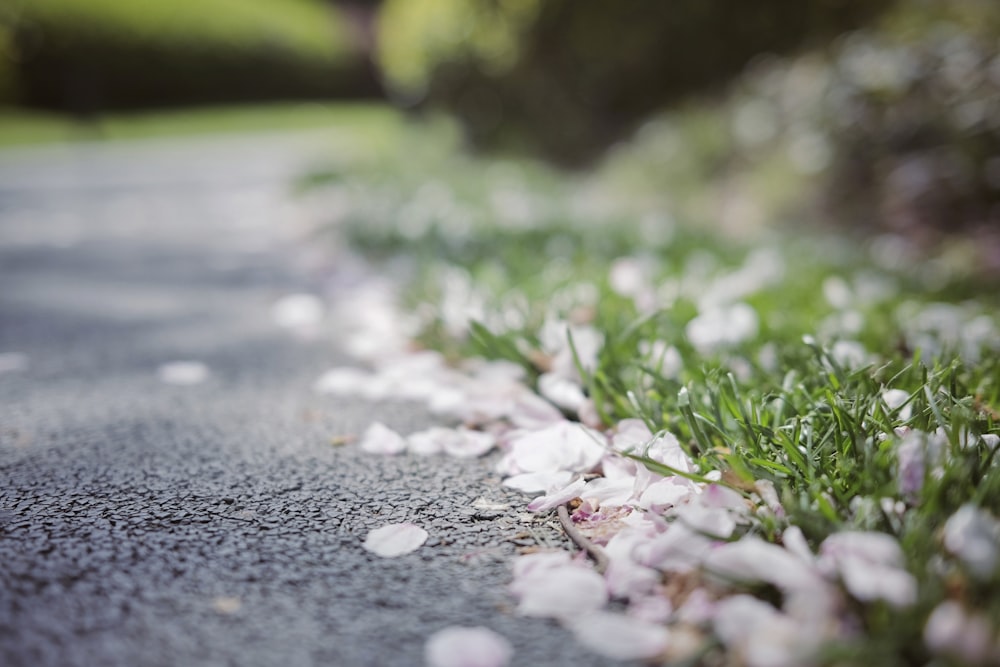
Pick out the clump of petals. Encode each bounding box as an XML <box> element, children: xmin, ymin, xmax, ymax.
<box><xmin>424</xmin><ymin>626</ymin><xmax>513</xmax><ymax>667</ymax></box>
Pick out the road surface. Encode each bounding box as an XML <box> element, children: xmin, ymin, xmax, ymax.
<box><xmin>0</xmin><ymin>134</ymin><xmax>623</xmax><ymax>667</ymax></box>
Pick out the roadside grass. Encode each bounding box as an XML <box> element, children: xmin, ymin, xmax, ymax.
<box><xmin>308</xmin><ymin>112</ymin><xmax>1000</xmax><ymax>664</ymax></box>
<box><xmin>0</xmin><ymin>103</ymin><xmax>403</xmax><ymax>149</ymax></box>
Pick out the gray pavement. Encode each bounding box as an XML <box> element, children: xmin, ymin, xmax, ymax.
<box><xmin>0</xmin><ymin>135</ymin><xmax>622</xmax><ymax>667</ymax></box>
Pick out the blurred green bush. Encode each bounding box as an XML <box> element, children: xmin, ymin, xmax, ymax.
<box><xmin>594</xmin><ymin>0</ymin><xmax>1000</xmax><ymax>265</ymax></box>
<box><xmin>376</xmin><ymin>0</ymin><xmax>891</xmax><ymax>164</ymax></box>
<box><xmin>818</xmin><ymin>0</ymin><xmax>1000</xmax><ymax>245</ymax></box>
<box><xmin>1</xmin><ymin>0</ymin><xmax>376</xmax><ymax>112</ymax></box>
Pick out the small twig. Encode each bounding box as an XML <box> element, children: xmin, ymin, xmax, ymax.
<box><xmin>557</xmin><ymin>504</ymin><xmax>609</xmax><ymax>574</ymax></box>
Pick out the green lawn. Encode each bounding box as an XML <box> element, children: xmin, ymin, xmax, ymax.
<box><xmin>0</xmin><ymin>103</ymin><xmax>404</xmax><ymax>150</ymax></box>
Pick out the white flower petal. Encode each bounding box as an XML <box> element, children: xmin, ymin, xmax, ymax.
<box><xmin>313</xmin><ymin>367</ymin><xmax>372</xmax><ymax>395</ymax></box>
<box><xmin>443</xmin><ymin>428</ymin><xmax>496</xmax><ymax>458</ymax></box>
<box><xmin>566</xmin><ymin>611</ymin><xmax>669</xmax><ymax>660</ymax></box>
<box><xmin>424</xmin><ymin>626</ymin><xmax>513</xmax><ymax>667</ymax></box>
<box><xmin>638</xmin><ymin>478</ymin><xmax>694</xmax><ymax>511</ymax></box>
<box><xmin>579</xmin><ymin>476</ymin><xmax>635</xmax><ymax>508</ymax></box>
<box><xmin>359</xmin><ymin>422</ymin><xmax>407</xmax><ymax>455</ymax></box>
<box><xmin>686</xmin><ymin>303</ymin><xmax>758</xmax><ymax>353</ymax></box>
<box><xmin>713</xmin><ymin>596</ymin><xmax>813</xmax><ymax>667</ymax></box>
<box><xmin>819</xmin><ymin>531</ymin><xmax>916</xmax><ymax>606</ymax></box>
<box><xmin>514</xmin><ymin>566</ymin><xmax>607</xmax><ymax>619</ymax></box>
<box><xmin>507</xmin><ymin>392</ymin><xmax>565</xmax><ymax>429</ymax></box>
<box><xmin>507</xmin><ymin>421</ymin><xmax>606</xmax><ymax>474</ymax></box>
<box><xmin>362</xmin><ymin>523</ymin><xmax>428</xmax><ymax>558</ymax></box>
<box><xmin>157</xmin><ymin>361</ymin><xmax>209</xmax><ymax>385</ymax></box>
<box><xmin>837</xmin><ymin>557</ymin><xmax>917</xmax><ymax>607</ymax></box>
<box><xmin>924</xmin><ymin>601</ymin><xmax>996</xmax><ymax>664</ymax></box>
<box><xmin>526</xmin><ymin>479</ymin><xmax>587</xmax><ymax>512</ymax></box>
<box><xmin>271</xmin><ymin>293</ymin><xmax>324</xmax><ymax>329</ymax></box>
<box><xmin>704</xmin><ymin>537</ymin><xmax>823</xmax><ymax>593</ymax></box>
<box><xmin>942</xmin><ymin>504</ymin><xmax>1000</xmax><ymax>579</ymax></box>
<box><xmin>538</xmin><ymin>373</ymin><xmax>587</xmax><ymax>412</ymax></box>
<box><xmin>407</xmin><ymin>428</ymin><xmax>446</xmax><ymax>456</ymax></box>
<box><xmin>502</xmin><ymin>471</ymin><xmax>575</xmax><ymax>494</ymax></box>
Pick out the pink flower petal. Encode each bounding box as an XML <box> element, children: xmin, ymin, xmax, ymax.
<box><xmin>424</xmin><ymin>626</ymin><xmax>513</xmax><ymax>667</ymax></box>
<box><xmin>362</xmin><ymin>523</ymin><xmax>428</xmax><ymax>557</ymax></box>
<box><xmin>359</xmin><ymin>422</ymin><xmax>407</xmax><ymax>455</ymax></box>
<box><xmin>566</xmin><ymin>611</ymin><xmax>669</xmax><ymax>660</ymax></box>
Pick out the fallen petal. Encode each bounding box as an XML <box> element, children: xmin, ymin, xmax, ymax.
<box><xmin>514</xmin><ymin>566</ymin><xmax>607</xmax><ymax>618</ymax></box>
<box><xmin>313</xmin><ymin>367</ymin><xmax>372</xmax><ymax>395</ymax></box>
<box><xmin>502</xmin><ymin>471</ymin><xmax>575</xmax><ymax>494</ymax></box>
<box><xmin>526</xmin><ymin>478</ymin><xmax>587</xmax><ymax>512</ymax></box>
<box><xmin>272</xmin><ymin>293</ymin><xmax>324</xmax><ymax>329</ymax></box>
<box><xmin>157</xmin><ymin>361</ymin><xmax>209</xmax><ymax>385</ymax></box>
<box><xmin>443</xmin><ymin>428</ymin><xmax>496</xmax><ymax>458</ymax></box>
<box><xmin>424</xmin><ymin>626</ymin><xmax>513</xmax><ymax>667</ymax></box>
<box><xmin>359</xmin><ymin>422</ymin><xmax>408</xmax><ymax>455</ymax></box>
<box><xmin>566</xmin><ymin>611</ymin><xmax>669</xmax><ymax>660</ymax></box>
<box><xmin>942</xmin><ymin>504</ymin><xmax>1000</xmax><ymax>579</ymax></box>
<box><xmin>362</xmin><ymin>523</ymin><xmax>428</xmax><ymax>557</ymax></box>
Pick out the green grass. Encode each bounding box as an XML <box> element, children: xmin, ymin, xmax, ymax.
<box><xmin>0</xmin><ymin>103</ymin><xmax>404</xmax><ymax>149</ymax></box>
<box><xmin>303</xmin><ymin>109</ymin><xmax>1000</xmax><ymax>665</ymax></box>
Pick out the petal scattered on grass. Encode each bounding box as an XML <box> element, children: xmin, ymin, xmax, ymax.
<box><xmin>157</xmin><ymin>361</ymin><xmax>209</xmax><ymax>385</ymax></box>
<box><xmin>942</xmin><ymin>504</ymin><xmax>1000</xmax><ymax>579</ymax></box>
<box><xmin>923</xmin><ymin>600</ymin><xmax>996</xmax><ymax>665</ymax></box>
<box><xmin>359</xmin><ymin>422</ymin><xmax>408</xmax><ymax>455</ymax></box>
<box><xmin>819</xmin><ymin>531</ymin><xmax>916</xmax><ymax>606</ymax></box>
<box><xmin>362</xmin><ymin>523</ymin><xmax>428</xmax><ymax>557</ymax></box>
<box><xmin>424</xmin><ymin>626</ymin><xmax>513</xmax><ymax>667</ymax></box>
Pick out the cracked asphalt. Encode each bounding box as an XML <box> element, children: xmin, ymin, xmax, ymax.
<box><xmin>0</xmin><ymin>135</ymin><xmax>626</xmax><ymax>667</ymax></box>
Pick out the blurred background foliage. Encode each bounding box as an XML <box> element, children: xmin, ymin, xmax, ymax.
<box><xmin>0</xmin><ymin>0</ymin><xmax>377</xmax><ymax>111</ymax></box>
<box><xmin>0</xmin><ymin>0</ymin><xmax>997</xmax><ymax>266</ymax></box>
<box><xmin>376</xmin><ymin>0</ymin><xmax>893</xmax><ymax>164</ymax></box>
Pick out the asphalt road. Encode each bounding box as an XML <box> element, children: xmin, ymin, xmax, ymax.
<box><xmin>0</xmin><ymin>135</ymin><xmax>623</xmax><ymax>667</ymax></box>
